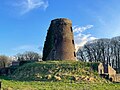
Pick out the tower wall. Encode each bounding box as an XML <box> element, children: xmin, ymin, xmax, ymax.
<box><xmin>43</xmin><ymin>18</ymin><xmax>76</xmax><ymax>61</ymax></box>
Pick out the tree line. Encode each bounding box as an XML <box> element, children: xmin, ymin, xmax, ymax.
<box><xmin>0</xmin><ymin>51</ymin><xmax>41</xmax><ymax>68</ymax></box>
<box><xmin>77</xmin><ymin>37</ymin><xmax>120</xmax><ymax>73</ymax></box>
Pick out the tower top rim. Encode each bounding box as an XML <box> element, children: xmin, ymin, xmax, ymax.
<box><xmin>51</xmin><ymin>18</ymin><xmax>72</xmax><ymax>24</ymax></box>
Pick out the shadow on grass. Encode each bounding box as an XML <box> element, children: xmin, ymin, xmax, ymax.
<box><xmin>0</xmin><ymin>76</ymin><xmax>12</xmax><ymax>80</ymax></box>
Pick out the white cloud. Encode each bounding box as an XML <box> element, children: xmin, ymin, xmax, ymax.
<box><xmin>73</xmin><ymin>25</ymin><xmax>93</xmax><ymax>33</ymax></box>
<box><xmin>73</xmin><ymin>25</ymin><xmax>96</xmax><ymax>52</ymax></box>
<box><xmin>14</xmin><ymin>0</ymin><xmax>49</xmax><ymax>15</ymax></box>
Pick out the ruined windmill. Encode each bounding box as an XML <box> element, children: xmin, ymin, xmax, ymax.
<box><xmin>42</xmin><ymin>18</ymin><xmax>76</xmax><ymax>61</ymax></box>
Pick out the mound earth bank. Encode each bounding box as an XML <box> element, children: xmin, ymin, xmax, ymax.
<box><xmin>10</xmin><ymin>61</ymin><xmax>108</xmax><ymax>83</ymax></box>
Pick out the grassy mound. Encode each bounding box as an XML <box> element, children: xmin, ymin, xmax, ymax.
<box><xmin>10</xmin><ymin>61</ymin><xmax>108</xmax><ymax>83</ymax></box>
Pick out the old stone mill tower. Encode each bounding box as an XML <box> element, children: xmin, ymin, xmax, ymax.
<box><xmin>42</xmin><ymin>18</ymin><xmax>76</xmax><ymax>61</ymax></box>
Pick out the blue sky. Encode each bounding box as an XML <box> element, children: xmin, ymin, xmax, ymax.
<box><xmin>0</xmin><ymin>0</ymin><xmax>120</xmax><ymax>56</ymax></box>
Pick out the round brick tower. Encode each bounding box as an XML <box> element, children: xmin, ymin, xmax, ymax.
<box><xmin>42</xmin><ymin>18</ymin><xmax>76</xmax><ymax>61</ymax></box>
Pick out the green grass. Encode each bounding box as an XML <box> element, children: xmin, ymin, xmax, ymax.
<box><xmin>1</xmin><ymin>78</ymin><xmax>120</xmax><ymax>90</ymax></box>
<box><xmin>1</xmin><ymin>61</ymin><xmax>119</xmax><ymax>90</ymax></box>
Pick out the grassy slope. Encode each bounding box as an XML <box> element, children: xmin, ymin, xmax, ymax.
<box><xmin>1</xmin><ymin>61</ymin><xmax>120</xmax><ymax>90</ymax></box>
<box><xmin>10</xmin><ymin>61</ymin><xmax>107</xmax><ymax>83</ymax></box>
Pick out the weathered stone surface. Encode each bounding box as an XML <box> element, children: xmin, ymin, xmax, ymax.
<box><xmin>98</xmin><ymin>63</ymin><xmax>104</xmax><ymax>75</ymax></box>
<box><xmin>47</xmin><ymin>74</ymin><xmax>52</xmax><ymax>79</ymax></box>
<box><xmin>42</xmin><ymin>18</ymin><xmax>76</xmax><ymax>61</ymax></box>
<box><xmin>97</xmin><ymin>63</ymin><xmax>120</xmax><ymax>82</ymax></box>
<box><xmin>54</xmin><ymin>75</ymin><xmax>61</xmax><ymax>81</ymax></box>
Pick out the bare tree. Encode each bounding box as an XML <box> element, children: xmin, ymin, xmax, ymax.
<box><xmin>77</xmin><ymin>36</ymin><xmax>120</xmax><ymax>73</ymax></box>
<box><xmin>0</xmin><ymin>55</ymin><xmax>10</xmax><ymax>68</ymax></box>
<box><xmin>16</xmin><ymin>51</ymin><xmax>41</xmax><ymax>61</ymax></box>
